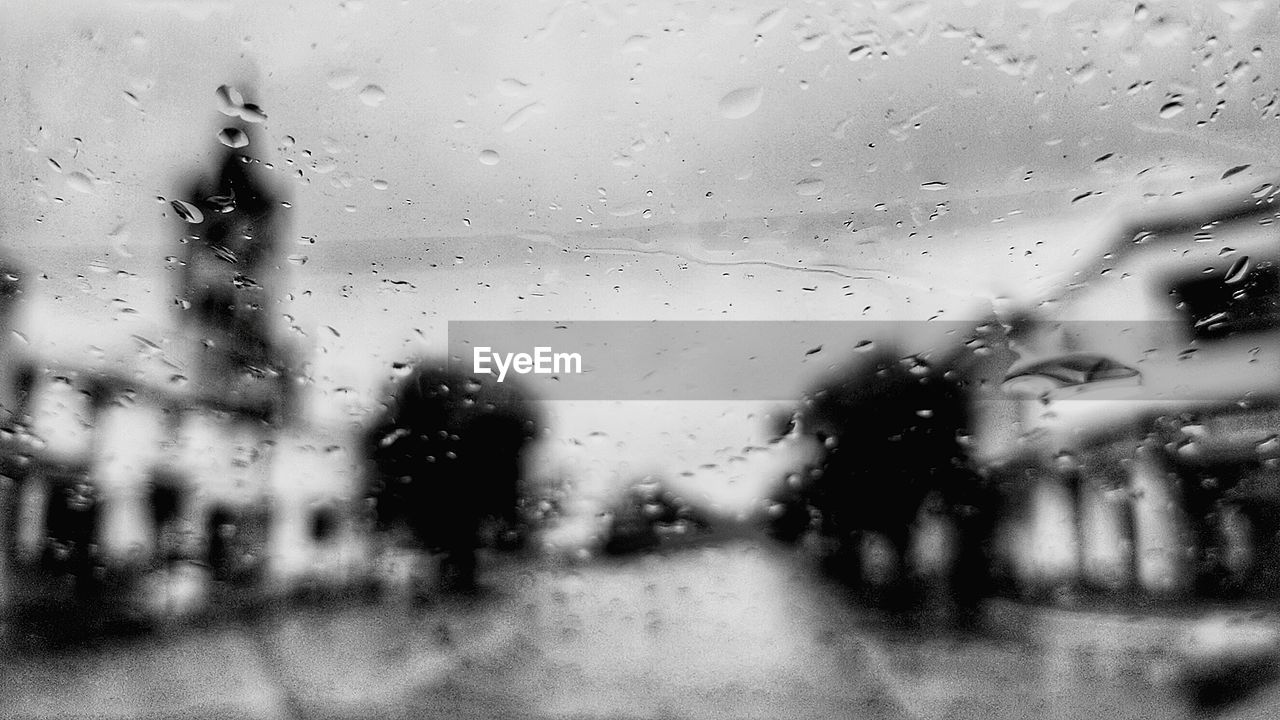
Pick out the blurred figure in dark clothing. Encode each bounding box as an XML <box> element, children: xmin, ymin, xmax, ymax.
<box><xmin>363</xmin><ymin>362</ymin><xmax>541</xmax><ymax>592</ymax></box>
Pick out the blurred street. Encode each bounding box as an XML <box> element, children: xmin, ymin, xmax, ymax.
<box><xmin>5</xmin><ymin>536</ymin><xmax>1275</xmax><ymax>720</ymax></box>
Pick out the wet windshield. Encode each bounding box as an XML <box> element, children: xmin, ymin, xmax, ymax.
<box><xmin>3</xmin><ymin>1</ymin><xmax>1280</xmax><ymax>718</ymax></box>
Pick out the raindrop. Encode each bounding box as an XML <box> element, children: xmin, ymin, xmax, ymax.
<box><xmin>372</xmin><ymin>179</ymin><xmax>389</xmax><ymax>190</ymax></box>
<box><xmin>238</xmin><ymin>104</ymin><xmax>267</xmax><ymax>123</ymax></box>
<box><xmin>622</xmin><ymin>35</ymin><xmax>650</xmax><ymax>53</ymax></box>
<box><xmin>326</xmin><ymin>69</ymin><xmax>359</xmax><ymax>90</ymax></box>
<box><xmin>798</xmin><ymin>33</ymin><xmax>827</xmax><ymax>52</ymax></box>
<box><xmin>795</xmin><ymin>178</ymin><xmax>824</xmax><ymax>196</ymax></box>
<box><xmin>497</xmin><ymin>78</ymin><xmax>531</xmax><ymax>97</ymax></box>
<box><xmin>718</xmin><ymin>86</ymin><xmax>764</xmax><ymax>120</ymax></box>
<box><xmin>479</xmin><ymin>149</ymin><xmax>501</xmax><ymax>165</ymax></box>
<box><xmin>1222</xmin><ymin>164</ymin><xmax>1251</xmax><ymax>180</ymax></box>
<box><xmin>1159</xmin><ymin>101</ymin><xmax>1185</xmax><ymax>119</ymax></box>
<box><xmin>502</xmin><ymin>102</ymin><xmax>547</xmax><ymax>133</ymax></box>
<box><xmin>1225</xmin><ymin>256</ymin><xmax>1250</xmax><ymax>284</ymax></box>
<box><xmin>755</xmin><ymin>7</ymin><xmax>787</xmax><ymax>34</ymax></box>
<box><xmin>215</xmin><ymin>84</ymin><xmax>244</xmax><ymax>115</ymax></box>
<box><xmin>170</xmin><ymin>200</ymin><xmax>204</xmax><ymax>224</ymax></box>
<box><xmin>206</xmin><ymin>194</ymin><xmax>236</xmax><ymax>213</ymax></box>
<box><xmin>66</xmin><ymin>172</ymin><xmax>94</xmax><ymax>194</ymax></box>
<box><xmin>218</xmin><ymin>127</ymin><xmax>249</xmax><ymax>148</ymax></box>
<box><xmin>358</xmin><ymin>85</ymin><xmax>387</xmax><ymax>107</ymax></box>
<box><xmin>848</xmin><ymin>45</ymin><xmax>872</xmax><ymax>62</ymax></box>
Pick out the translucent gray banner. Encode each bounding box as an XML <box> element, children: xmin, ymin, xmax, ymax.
<box><xmin>447</xmin><ymin>320</ymin><xmax>1280</xmax><ymax>402</ymax></box>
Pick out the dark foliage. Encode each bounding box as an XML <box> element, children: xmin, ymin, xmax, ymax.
<box><xmin>363</xmin><ymin>361</ymin><xmax>541</xmax><ymax>589</ymax></box>
<box><xmin>795</xmin><ymin>345</ymin><xmax>997</xmax><ymax>615</ymax></box>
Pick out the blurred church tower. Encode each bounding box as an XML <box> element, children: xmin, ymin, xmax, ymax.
<box><xmin>174</xmin><ymin>84</ymin><xmax>296</xmax><ymax>424</ymax></box>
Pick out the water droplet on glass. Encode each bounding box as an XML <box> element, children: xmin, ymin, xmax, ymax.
<box><xmin>755</xmin><ymin>7</ymin><xmax>787</xmax><ymax>34</ymax></box>
<box><xmin>1225</xmin><ymin>256</ymin><xmax>1250</xmax><ymax>284</ymax></box>
<box><xmin>795</xmin><ymin>178</ymin><xmax>824</xmax><ymax>196</ymax></box>
<box><xmin>479</xmin><ymin>149</ymin><xmax>501</xmax><ymax>165</ymax></box>
<box><xmin>1159</xmin><ymin>101</ymin><xmax>1185</xmax><ymax>118</ymax></box>
<box><xmin>848</xmin><ymin>45</ymin><xmax>872</xmax><ymax>62</ymax></box>
<box><xmin>206</xmin><ymin>194</ymin><xmax>236</xmax><ymax>213</ymax></box>
<box><xmin>237</xmin><ymin>103</ymin><xmax>267</xmax><ymax>123</ymax></box>
<box><xmin>1222</xmin><ymin>164</ymin><xmax>1251</xmax><ymax>180</ymax></box>
<box><xmin>920</xmin><ymin>181</ymin><xmax>949</xmax><ymax>191</ymax></box>
<box><xmin>170</xmin><ymin>199</ymin><xmax>204</xmax><ymax>224</ymax></box>
<box><xmin>218</xmin><ymin>128</ymin><xmax>249</xmax><ymax>148</ymax></box>
<box><xmin>718</xmin><ymin>86</ymin><xmax>764</xmax><ymax>120</ymax></box>
<box><xmin>502</xmin><ymin>102</ymin><xmax>547</xmax><ymax>133</ymax></box>
<box><xmin>497</xmin><ymin>78</ymin><xmax>531</xmax><ymax>97</ymax></box>
<box><xmin>215</xmin><ymin>84</ymin><xmax>244</xmax><ymax>115</ymax></box>
<box><xmin>622</xmin><ymin>35</ymin><xmax>650</xmax><ymax>53</ymax></box>
<box><xmin>327</xmin><ymin>69</ymin><xmax>359</xmax><ymax>90</ymax></box>
<box><xmin>372</xmin><ymin>179</ymin><xmax>388</xmax><ymax>190</ymax></box>
<box><xmin>66</xmin><ymin>172</ymin><xmax>94</xmax><ymax>194</ymax></box>
<box><xmin>358</xmin><ymin>85</ymin><xmax>386</xmax><ymax>107</ymax></box>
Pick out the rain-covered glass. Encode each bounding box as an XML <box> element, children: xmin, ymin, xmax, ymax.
<box><xmin>3</xmin><ymin>1</ymin><xmax>1280</xmax><ymax>718</ymax></box>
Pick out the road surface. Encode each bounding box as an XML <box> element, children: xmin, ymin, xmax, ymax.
<box><xmin>0</xmin><ymin>537</ymin><xmax>1271</xmax><ymax>720</ymax></box>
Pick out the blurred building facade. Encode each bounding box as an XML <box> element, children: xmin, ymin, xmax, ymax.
<box><xmin>0</xmin><ymin>109</ymin><xmax>371</xmax><ymax>629</ymax></box>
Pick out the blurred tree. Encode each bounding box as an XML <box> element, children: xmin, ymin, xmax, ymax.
<box><xmin>797</xmin><ymin>344</ymin><xmax>995</xmax><ymax>619</ymax></box>
<box><xmin>363</xmin><ymin>361</ymin><xmax>541</xmax><ymax>591</ymax></box>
